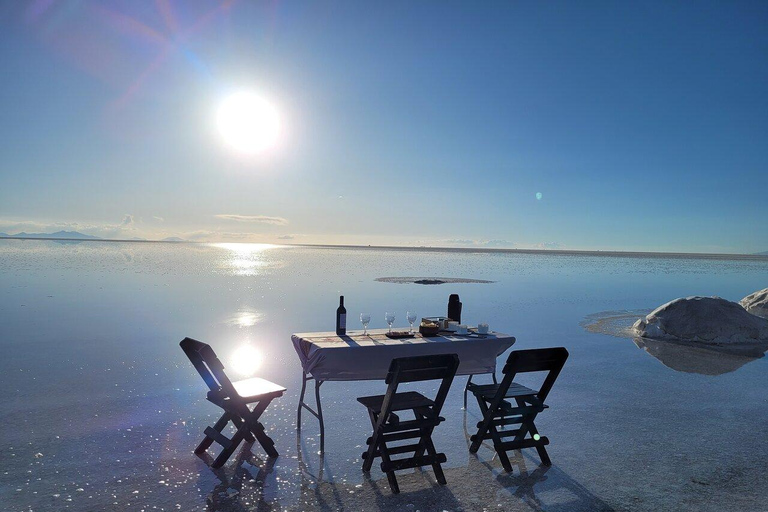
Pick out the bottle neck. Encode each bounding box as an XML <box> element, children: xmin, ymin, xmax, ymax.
<box><xmin>340</xmin><ymin>296</ymin><xmax>344</xmax><ymax>306</ymax></box>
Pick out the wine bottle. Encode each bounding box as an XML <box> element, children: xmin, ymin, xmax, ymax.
<box><xmin>448</xmin><ymin>294</ymin><xmax>462</xmax><ymax>323</ymax></box>
<box><xmin>336</xmin><ymin>295</ymin><xmax>347</xmax><ymax>335</ymax></box>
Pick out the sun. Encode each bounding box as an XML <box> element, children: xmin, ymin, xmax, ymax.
<box><xmin>217</xmin><ymin>92</ymin><xmax>281</xmax><ymax>155</ymax></box>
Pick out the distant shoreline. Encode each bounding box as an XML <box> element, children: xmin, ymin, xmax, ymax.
<box><xmin>2</xmin><ymin>235</ymin><xmax>767</xmax><ymax>261</ymax></box>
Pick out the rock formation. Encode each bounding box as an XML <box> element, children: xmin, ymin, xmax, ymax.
<box><xmin>740</xmin><ymin>288</ymin><xmax>768</xmax><ymax>319</ymax></box>
<box><xmin>632</xmin><ymin>296</ymin><xmax>768</xmax><ymax>344</ymax></box>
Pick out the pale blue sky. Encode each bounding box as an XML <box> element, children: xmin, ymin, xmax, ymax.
<box><xmin>1</xmin><ymin>1</ymin><xmax>766</xmax><ymax>252</ymax></box>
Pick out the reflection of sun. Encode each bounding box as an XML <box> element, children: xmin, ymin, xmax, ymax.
<box><xmin>227</xmin><ymin>309</ymin><xmax>262</xmax><ymax>328</ymax></box>
<box><xmin>230</xmin><ymin>345</ymin><xmax>262</xmax><ymax>376</ymax></box>
<box><xmin>215</xmin><ymin>243</ymin><xmax>278</xmax><ymax>276</ymax></box>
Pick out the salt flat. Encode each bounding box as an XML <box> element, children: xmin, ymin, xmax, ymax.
<box><xmin>1</xmin><ymin>240</ymin><xmax>766</xmax><ymax>511</ymax></box>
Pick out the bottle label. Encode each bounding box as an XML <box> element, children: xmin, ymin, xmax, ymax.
<box><xmin>339</xmin><ymin>313</ymin><xmax>346</xmax><ymax>329</ymax></box>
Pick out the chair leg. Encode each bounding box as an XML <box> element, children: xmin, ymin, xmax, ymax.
<box><xmin>251</xmin><ymin>422</ymin><xmax>279</xmax><ymax>458</ymax></box>
<box><xmin>362</xmin><ymin>410</ymin><xmax>379</xmax><ymax>472</ymax></box>
<box><xmin>422</xmin><ymin>432</ymin><xmax>446</xmax><ymax>485</ymax></box>
<box><xmin>470</xmin><ymin>397</ymin><xmax>513</xmax><ymax>472</ymax></box>
<box><xmin>243</xmin><ymin>399</ymin><xmax>279</xmax><ymax>458</ymax></box>
<box><xmin>469</xmin><ymin>396</ymin><xmax>491</xmax><ymax>453</ymax></box>
<box><xmin>211</xmin><ymin>426</ymin><xmax>248</xmax><ymax>469</ymax></box>
<box><xmin>377</xmin><ymin>439</ymin><xmax>400</xmax><ymax>494</ymax></box>
<box><xmin>488</xmin><ymin>421</ymin><xmax>513</xmax><ymax>472</ymax></box>
<box><xmin>195</xmin><ymin>412</ymin><xmax>230</xmax><ymax>454</ymax></box>
<box><xmin>231</xmin><ymin>415</ymin><xmax>256</xmax><ymax>444</ymax></box>
<box><xmin>525</xmin><ymin>421</ymin><xmax>551</xmax><ymax>466</ymax></box>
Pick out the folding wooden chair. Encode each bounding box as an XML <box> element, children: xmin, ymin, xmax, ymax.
<box><xmin>357</xmin><ymin>354</ymin><xmax>459</xmax><ymax>494</ymax></box>
<box><xmin>180</xmin><ymin>337</ymin><xmax>286</xmax><ymax>468</ymax></box>
<box><xmin>468</xmin><ymin>347</ymin><xmax>568</xmax><ymax>472</ymax></box>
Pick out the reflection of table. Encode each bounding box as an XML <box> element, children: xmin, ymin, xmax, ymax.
<box><xmin>292</xmin><ymin>329</ymin><xmax>516</xmax><ymax>451</ymax></box>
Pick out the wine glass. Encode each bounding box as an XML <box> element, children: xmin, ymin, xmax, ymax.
<box><xmin>360</xmin><ymin>313</ymin><xmax>371</xmax><ymax>335</ymax></box>
<box><xmin>406</xmin><ymin>311</ymin><xmax>417</xmax><ymax>334</ymax></box>
<box><xmin>385</xmin><ymin>312</ymin><xmax>395</xmax><ymax>333</ymax></box>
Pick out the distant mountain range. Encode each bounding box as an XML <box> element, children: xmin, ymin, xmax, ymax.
<box><xmin>756</xmin><ymin>251</ymin><xmax>768</xmax><ymax>256</ymax></box>
<box><xmin>0</xmin><ymin>231</ymin><xmax>188</xmax><ymax>242</ymax></box>
<box><xmin>0</xmin><ymin>230</ymin><xmax>101</xmax><ymax>240</ymax></box>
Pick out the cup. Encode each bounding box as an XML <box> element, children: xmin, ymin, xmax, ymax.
<box><xmin>477</xmin><ymin>323</ymin><xmax>489</xmax><ymax>334</ymax></box>
<box><xmin>446</xmin><ymin>321</ymin><xmax>459</xmax><ymax>332</ymax></box>
<box><xmin>457</xmin><ymin>324</ymin><xmax>468</xmax><ymax>335</ymax></box>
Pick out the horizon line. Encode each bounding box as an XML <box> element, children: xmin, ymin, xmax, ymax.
<box><xmin>1</xmin><ymin>235</ymin><xmax>767</xmax><ymax>261</ymax></box>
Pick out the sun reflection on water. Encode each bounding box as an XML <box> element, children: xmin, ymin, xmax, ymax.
<box><xmin>230</xmin><ymin>344</ymin><xmax>262</xmax><ymax>377</ymax></box>
<box><xmin>226</xmin><ymin>309</ymin><xmax>263</xmax><ymax>328</ymax></box>
<box><xmin>213</xmin><ymin>243</ymin><xmax>280</xmax><ymax>276</ymax></box>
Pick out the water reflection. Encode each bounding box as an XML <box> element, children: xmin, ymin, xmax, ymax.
<box><xmin>214</xmin><ymin>243</ymin><xmax>280</xmax><ymax>276</ymax></box>
<box><xmin>227</xmin><ymin>309</ymin><xmax>264</xmax><ymax>328</ymax></box>
<box><xmin>230</xmin><ymin>344</ymin><xmax>263</xmax><ymax>377</ymax></box>
<box><xmin>584</xmin><ymin>310</ymin><xmax>768</xmax><ymax>375</ymax></box>
<box><xmin>633</xmin><ymin>337</ymin><xmax>768</xmax><ymax>376</ymax></box>
<box><xmin>203</xmin><ymin>447</ymin><xmax>279</xmax><ymax>511</ymax></box>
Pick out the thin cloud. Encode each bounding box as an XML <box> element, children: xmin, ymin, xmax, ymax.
<box><xmin>443</xmin><ymin>239</ymin><xmax>476</xmax><ymax>245</ymax></box>
<box><xmin>215</xmin><ymin>214</ymin><xmax>288</xmax><ymax>225</ymax></box>
<box><xmin>440</xmin><ymin>239</ymin><xmax>514</xmax><ymax>248</ymax></box>
<box><xmin>534</xmin><ymin>242</ymin><xmax>561</xmax><ymax>249</ymax></box>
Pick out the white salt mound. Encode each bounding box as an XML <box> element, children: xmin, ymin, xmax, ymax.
<box><xmin>632</xmin><ymin>296</ymin><xmax>768</xmax><ymax>344</ymax></box>
<box><xmin>740</xmin><ymin>288</ymin><xmax>768</xmax><ymax>319</ymax></box>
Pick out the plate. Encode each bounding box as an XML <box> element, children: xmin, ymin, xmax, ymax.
<box><xmin>386</xmin><ymin>331</ymin><xmax>415</xmax><ymax>339</ymax></box>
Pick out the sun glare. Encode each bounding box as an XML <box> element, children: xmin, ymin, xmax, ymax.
<box><xmin>230</xmin><ymin>344</ymin><xmax>262</xmax><ymax>377</ymax></box>
<box><xmin>217</xmin><ymin>92</ymin><xmax>281</xmax><ymax>155</ymax></box>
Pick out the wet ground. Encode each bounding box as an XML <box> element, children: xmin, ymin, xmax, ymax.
<box><xmin>2</xmin><ymin>240</ymin><xmax>767</xmax><ymax>511</ymax></box>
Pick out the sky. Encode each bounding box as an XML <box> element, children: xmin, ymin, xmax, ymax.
<box><xmin>0</xmin><ymin>1</ymin><xmax>766</xmax><ymax>253</ymax></box>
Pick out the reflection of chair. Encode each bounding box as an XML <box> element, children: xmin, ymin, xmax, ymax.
<box><xmin>358</xmin><ymin>354</ymin><xmax>459</xmax><ymax>494</ymax></box>
<box><xmin>180</xmin><ymin>337</ymin><xmax>285</xmax><ymax>468</ymax></box>
<box><xmin>204</xmin><ymin>446</ymin><xmax>278</xmax><ymax>510</ymax></box>
<box><xmin>469</xmin><ymin>347</ymin><xmax>568</xmax><ymax>472</ymax></box>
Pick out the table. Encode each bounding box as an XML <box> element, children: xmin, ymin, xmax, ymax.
<box><xmin>292</xmin><ymin>328</ymin><xmax>516</xmax><ymax>451</ymax></box>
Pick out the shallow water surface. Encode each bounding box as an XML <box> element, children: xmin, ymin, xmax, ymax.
<box><xmin>1</xmin><ymin>240</ymin><xmax>767</xmax><ymax>511</ymax></box>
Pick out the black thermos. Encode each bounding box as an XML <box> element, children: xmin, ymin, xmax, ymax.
<box><xmin>447</xmin><ymin>294</ymin><xmax>462</xmax><ymax>323</ymax></box>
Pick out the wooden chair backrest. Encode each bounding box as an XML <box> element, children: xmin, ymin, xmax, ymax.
<box><xmin>179</xmin><ymin>337</ymin><xmax>237</xmax><ymax>397</ymax></box>
<box><xmin>500</xmin><ymin>347</ymin><xmax>569</xmax><ymax>402</ymax></box>
<box><xmin>384</xmin><ymin>354</ymin><xmax>459</xmax><ymax>414</ymax></box>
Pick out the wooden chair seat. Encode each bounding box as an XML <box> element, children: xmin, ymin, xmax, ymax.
<box><xmin>467</xmin><ymin>382</ymin><xmax>538</xmax><ymax>400</ymax></box>
<box><xmin>207</xmin><ymin>377</ymin><xmax>286</xmax><ymax>403</ymax></box>
<box><xmin>357</xmin><ymin>391</ymin><xmax>436</xmax><ymax>414</ymax></box>
<box><xmin>232</xmin><ymin>377</ymin><xmax>286</xmax><ymax>399</ymax></box>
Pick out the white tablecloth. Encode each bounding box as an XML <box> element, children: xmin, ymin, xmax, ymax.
<box><xmin>291</xmin><ymin>329</ymin><xmax>516</xmax><ymax>381</ymax></box>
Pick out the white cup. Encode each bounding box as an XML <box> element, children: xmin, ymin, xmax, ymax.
<box><xmin>477</xmin><ymin>323</ymin><xmax>489</xmax><ymax>334</ymax></box>
<box><xmin>447</xmin><ymin>321</ymin><xmax>459</xmax><ymax>332</ymax></box>
<box><xmin>457</xmin><ymin>324</ymin><xmax>468</xmax><ymax>335</ymax></box>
